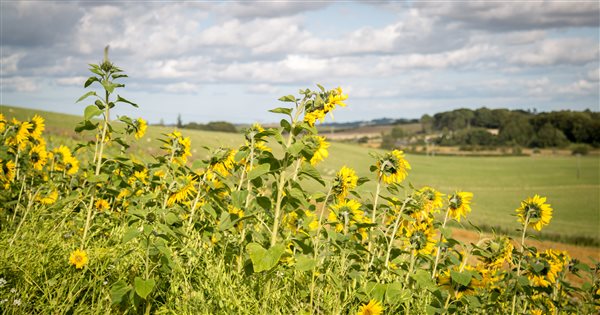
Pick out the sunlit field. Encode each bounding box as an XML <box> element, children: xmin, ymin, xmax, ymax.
<box><xmin>1</xmin><ymin>54</ymin><xmax>598</xmax><ymax>314</ymax></box>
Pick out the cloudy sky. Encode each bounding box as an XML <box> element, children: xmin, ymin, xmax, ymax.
<box><xmin>1</xmin><ymin>1</ymin><xmax>599</xmax><ymax>124</ymax></box>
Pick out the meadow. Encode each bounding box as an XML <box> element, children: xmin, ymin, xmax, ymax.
<box><xmin>5</xmin><ymin>105</ymin><xmax>598</xmax><ymax>242</ymax></box>
<box><xmin>0</xmin><ymin>56</ymin><xmax>598</xmax><ymax>314</ymax></box>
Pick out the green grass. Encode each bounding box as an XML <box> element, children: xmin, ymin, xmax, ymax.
<box><xmin>4</xmin><ymin>104</ymin><xmax>599</xmax><ymax>242</ymax></box>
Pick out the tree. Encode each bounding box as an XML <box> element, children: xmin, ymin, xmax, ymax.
<box><xmin>177</xmin><ymin>114</ymin><xmax>183</xmax><ymax>128</ymax></box>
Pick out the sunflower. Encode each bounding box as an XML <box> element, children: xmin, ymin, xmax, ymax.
<box><xmin>5</xmin><ymin>119</ymin><xmax>33</xmax><ymax>151</ymax></box>
<box><xmin>167</xmin><ymin>174</ymin><xmax>197</xmax><ymax>206</ymax></box>
<box><xmin>0</xmin><ymin>159</ymin><xmax>16</xmax><ymax>188</ymax></box>
<box><xmin>134</xmin><ymin>118</ymin><xmax>147</xmax><ymax>139</ymax></box>
<box><xmin>332</xmin><ymin>166</ymin><xmax>358</xmax><ymax>200</ymax></box>
<box><xmin>210</xmin><ymin>148</ymin><xmax>236</xmax><ymax>177</ymax></box>
<box><xmin>282</xmin><ymin>211</ymin><xmax>301</xmax><ymax>235</ymax></box>
<box><xmin>303</xmin><ymin>87</ymin><xmax>348</xmax><ymax>126</ymax></box>
<box><xmin>0</xmin><ymin>113</ymin><xmax>6</xmax><ymax>132</ymax></box>
<box><xmin>376</xmin><ymin>150</ymin><xmax>411</xmax><ymax>184</ymax></box>
<box><xmin>404</xmin><ymin>220</ymin><xmax>437</xmax><ymax>256</ymax></box>
<box><xmin>328</xmin><ymin>199</ymin><xmax>365</xmax><ymax>233</ymax></box>
<box><xmin>447</xmin><ymin>191</ymin><xmax>473</xmax><ymax>222</ymax></box>
<box><xmin>437</xmin><ymin>265</ymin><xmax>482</xmax><ymax>299</ymax></box>
<box><xmin>325</xmin><ymin>87</ymin><xmax>348</xmax><ymax>111</ymax></box>
<box><xmin>478</xmin><ymin>236</ymin><xmax>513</xmax><ymax>269</ymax></box>
<box><xmin>69</xmin><ymin>249</ymin><xmax>88</xmax><ymax>269</ymax></box>
<box><xmin>305</xmin><ymin>135</ymin><xmax>329</xmax><ymax>166</ymax></box>
<box><xmin>37</xmin><ymin>190</ymin><xmax>58</xmax><ymax>205</ymax></box>
<box><xmin>228</xmin><ymin>205</ymin><xmax>245</xmax><ymax>231</ymax></box>
<box><xmin>28</xmin><ymin>115</ymin><xmax>45</xmax><ymax>140</ymax></box>
<box><xmin>128</xmin><ymin>169</ymin><xmax>149</xmax><ymax>186</ymax></box>
<box><xmin>163</xmin><ymin>131</ymin><xmax>192</xmax><ymax>165</ymax></box>
<box><xmin>304</xmin><ymin>210</ymin><xmax>319</xmax><ymax>232</ymax></box>
<box><xmin>29</xmin><ymin>144</ymin><xmax>48</xmax><ymax>171</ymax></box>
<box><xmin>516</xmin><ymin>195</ymin><xmax>552</xmax><ymax>231</ymax></box>
<box><xmin>117</xmin><ymin>188</ymin><xmax>131</xmax><ymax>200</ymax></box>
<box><xmin>303</xmin><ymin>109</ymin><xmax>326</xmax><ymax>127</ymax></box>
<box><xmin>357</xmin><ymin>299</ymin><xmax>383</xmax><ymax>315</ymax></box>
<box><xmin>417</xmin><ymin>186</ymin><xmax>444</xmax><ymax>213</ymax></box>
<box><xmin>52</xmin><ymin>145</ymin><xmax>79</xmax><ymax>175</ymax></box>
<box><xmin>95</xmin><ymin>199</ymin><xmax>110</xmax><ymax>211</ymax></box>
<box><xmin>525</xmin><ymin>249</ymin><xmax>568</xmax><ymax>288</ymax></box>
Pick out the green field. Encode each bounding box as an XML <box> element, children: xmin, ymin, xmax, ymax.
<box><xmin>3</xmin><ymin>105</ymin><xmax>599</xmax><ymax>242</ymax></box>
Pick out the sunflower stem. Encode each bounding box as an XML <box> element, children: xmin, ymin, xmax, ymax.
<box><xmin>511</xmin><ymin>213</ymin><xmax>530</xmax><ymax>315</ymax></box>
<box><xmin>384</xmin><ymin>198</ymin><xmax>408</xmax><ymax>269</ymax></box>
<box><xmin>431</xmin><ymin>208</ymin><xmax>450</xmax><ymax>279</ymax></box>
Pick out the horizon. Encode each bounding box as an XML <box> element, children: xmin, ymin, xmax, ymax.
<box><xmin>1</xmin><ymin>1</ymin><xmax>599</xmax><ymax>124</ymax></box>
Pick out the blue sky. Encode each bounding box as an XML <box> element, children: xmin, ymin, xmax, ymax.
<box><xmin>1</xmin><ymin>1</ymin><xmax>598</xmax><ymax>124</ymax></box>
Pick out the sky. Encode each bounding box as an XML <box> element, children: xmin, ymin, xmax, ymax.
<box><xmin>1</xmin><ymin>1</ymin><xmax>599</xmax><ymax>124</ymax></box>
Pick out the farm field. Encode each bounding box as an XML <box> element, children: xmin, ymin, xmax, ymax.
<box><xmin>4</xmin><ymin>105</ymin><xmax>599</xmax><ymax>243</ymax></box>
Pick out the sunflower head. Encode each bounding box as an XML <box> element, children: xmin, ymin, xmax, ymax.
<box><xmin>304</xmin><ymin>135</ymin><xmax>329</xmax><ymax>166</ymax></box>
<box><xmin>357</xmin><ymin>299</ymin><xmax>383</xmax><ymax>315</ymax></box>
<box><xmin>333</xmin><ymin>166</ymin><xmax>358</xmax><ymax>200</ymax></box>
<box><xmin>477</xmin><ymin>236</ymin><xmax>513</xmax><ymax>269</ymax></box>
<box><xmin>447</xmin><ymin>191</ymin><xmax>473</xmax><ymax>222</ymax></box>
<box><xmin>134</xmin><ymin>118</ymin><xmax>147</xmax><ymax>139</ymax></box>
<box><xmin>417</xmin><ymin>186</ymin><xmax>444</xmax><ymax>213</ymax></box>
<box><xmin>28</xmin><ymin>115</ymin><xmax>45</xmax><ymax>140</ymax></box>
<box><xmin>516</xmin><ymin>195</ymin><xmax>552</xmax><ymax>231</ymax></box>
<box><xmin>375</xmin><ymin>150</ymin><xmax>411</xmax><ymax>184</ymax></box>
<box><xmin>69</xmin><ymin>249</ymin><xmax>89</xmax><ymax>269</ymax></box>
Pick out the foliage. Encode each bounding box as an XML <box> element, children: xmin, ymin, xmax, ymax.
<box><xmin>1</xmin><ymin>52</ymin><xmax>598</xmax><ymax>314</ymax></box>
<box><xmin>183</xmin><ymin>121</ymin><xmax>238</xmax><ymax>133</ymax></box>
<box><xmin>428</xmin><ymin>107</ymin><xmax>600</xmax><ymax>148</ymax></box>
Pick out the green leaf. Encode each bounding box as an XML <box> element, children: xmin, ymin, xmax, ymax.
<box><xmin>74</xmin><ymin>120</ymin><xmax>99</xmax><ymax>133</ymax></box>
<box><xmin>134</xmin><ymin>277</ymin><xmax>155</xmax><ymax>300</ymax></box>
<box><xmin>101</xmin><ymin>80</ymin><xmax>115</xmax><ymax>94</ymax></box>
<box><xmin>299</xmin><ymin>163</ymin><xmax>325</xmax><ymax>186</ymax></box>
<box><xmin>84</xmin><ymin>77</ymin><xmax>99</xmax><ymax>88</ymax></box>
<box><xmin>269</xmin><ymin>107</ymin><xmax>292</xmax><ymax>116</ymax></box>
<box><xmin>110</xmin><ymin>280</ymin><xmax>131</xmax><ymax>305</ymax></box>
<box><xmin>248</xmin><ymin>163</ymin><xmax>270</xmax><ymax>180</ymax></box>
<box><xmin>247</xmin><ymin>243</ymin><xmax>285</xmax><ymax>273</ymax></box>
<box><xmin>277</xmin><ymin>95</ymin><xmax>296</xmax><ymax>103</ymax></box>
<box><xmin>165</xmin><ymin>212</ymin><xmax>181</xmax><ymax>226</ymax></box>
<box><xmin>365</xmin><ymin>282</ymin><xmax>386</xmax><ymax>302</ymax></box>
<box><xmin>76</xmin><ymin>91</ymin><xmax>97</xmax><ymax>103</ymax></box>
<box><xmin>412</xmin><ymin>270</ymin><xmax>437</xmax><ymax>291</ymax></box>
<box><xmin>231</xmin><ymin>190</ymin><xmax>248</xmax><ymax>209</ymax></box>
<box><xmin>450</xmin><ymin>270</ymin><xmax>472</xmax><ymax>287</ymax></box>
<box><xmin>122</xmin><ymin>228</ymin><xmax>141</xmax><ymax>243</ymax></box>
<box><xmin>287</xmin><ymin>142</ymin><xmax>304</xmax><ymax>156</ymax></box>
<box><xmin>386</xmin><ymin>282</ymin><xmax>410</xmax><ymax>304</ymax></box>
<box><xmin>295</xmin><ymin>254</ymin><xmax>316</xmax><ymax>272</ymax></box>
<box><xmin>87</xmin><ymin>174</ymin><xmax>109</xmax><ymax>183</ymax></box>
<box><xmin>116</xmin><ymin>95</ymin><xmax>138</xmax><ymax>107</ymax></box>
<box><xmin>280</xmin><ymin>119</ymin><xmax>292</xmax><ymax>132</ymax></box>
<box><xmin>84</xmin><ymin>105</ymin><xmax>104</xmax><ymax>121</ymax></box>
<box><xmin>255</xmin><ymin>196</ymin><xmax>271</xmax><ymax>211</ymax></box>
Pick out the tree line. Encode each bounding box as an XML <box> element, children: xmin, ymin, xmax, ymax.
<box><xmin>421</xmin><ymin>108</ymin><xmax>600</xmax><ymax>149</ymax></box>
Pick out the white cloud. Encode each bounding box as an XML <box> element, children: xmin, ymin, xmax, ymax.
<box><xmin>2</xmin><ymin>76</ymin><xmax>38</xmax><ymax>92</ymax></box>
<box><xmin>416</xmin><ymin>2</ymin><xmax>600</xmax><ymax>31</ymax></box>
<box><xmin>509</xmin><ymin>38</ymin><xmax>599</xmax><ymax>66</ymax></box>
<box><xmin>56</xmin><ymin>76</ymin><xmax>87</xmax><ymax>86</ymax></box>
<box><xmin>0</xmin><ymin>53</ymin><xmax>24</xmax><ymax>74</ymax></box>
<box><xmin>163</xmin><ymin>82</ymin><xmax>202</xmax><ymax>94</ymax></box>
<box><xmin>246</xmin><ymin>84</ymin><xmax>279</xmax><ymax>94</ymax></box>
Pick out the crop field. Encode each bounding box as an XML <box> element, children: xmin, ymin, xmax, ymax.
<box><xmin>1</xmin><ymin>57</ymin><xmax>598</xmax><ymax>314</ymax></box>
<box><xmin>6</xmin><ymin>105</ymin><xmax>598</xmax><ymax>242</ymax></box>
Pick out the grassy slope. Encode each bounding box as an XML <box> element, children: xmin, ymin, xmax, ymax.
<box><xmin>3</xmin><ymin>105</ymin><xmax>599</xmax><ymax>240</ymax></box>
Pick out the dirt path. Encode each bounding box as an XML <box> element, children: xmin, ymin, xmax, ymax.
<box><xmin>452</xmin><ymin>228</ymin><xmax>600</xmax><ymax>265</ymax></box>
